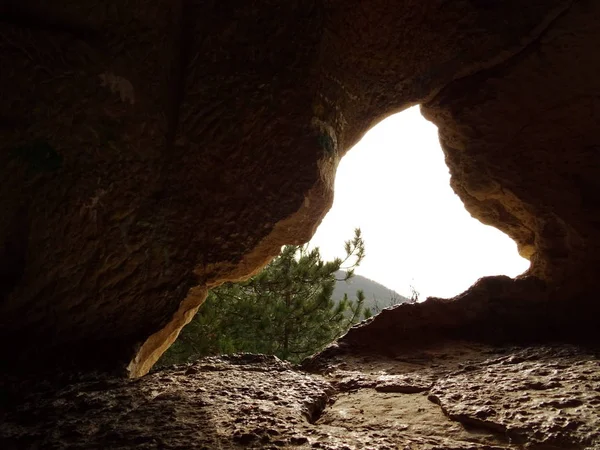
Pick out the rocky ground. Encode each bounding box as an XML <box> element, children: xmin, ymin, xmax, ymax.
<box><xmin>1</xmin><ymin>342</ymin><xmax>598</xmax><ymax>449</ymax></box>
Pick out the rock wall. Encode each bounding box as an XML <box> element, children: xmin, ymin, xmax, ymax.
<box><xmin>1</xmin><ymin>0</ymin><xmax>599</xmax><ymax>376</ymax></box>
<box><xmin>422</xmin><ymin>0</ymin><xmax>600</xmax><ymax>286</ymax></box>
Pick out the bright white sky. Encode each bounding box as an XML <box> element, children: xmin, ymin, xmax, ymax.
<box><xmin>309</xmin><ymin>106</ymin><xmax>530</xmax><ymax>300</ymax></box>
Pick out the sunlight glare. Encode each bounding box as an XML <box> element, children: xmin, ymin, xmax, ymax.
<box><xmin>309</xmin><ymin>106</ymin><xmax>530</xmax><ymax>300</ymax></box>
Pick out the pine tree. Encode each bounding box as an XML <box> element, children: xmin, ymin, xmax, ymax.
<box><xmin>160</xmin><ymin>229</ymin><xmax>367</xmax><ymax>365</ymax></box>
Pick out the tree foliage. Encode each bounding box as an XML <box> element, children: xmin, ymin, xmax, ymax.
<box><xmin>160</xmin><ymin>229</ymin><xmax>367</xmax><ymax>365</ymax></box>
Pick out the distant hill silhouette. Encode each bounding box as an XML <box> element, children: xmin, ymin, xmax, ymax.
<box><xmin>333</xmin><ymin>270</ymin><xmax>409</xmax><ymax>312</ymax></box>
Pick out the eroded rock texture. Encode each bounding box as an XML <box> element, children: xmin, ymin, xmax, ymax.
<box><xmin>2</xmin><ymin>0</ymin><xmax>600</xmax><ymax>446</ymax></box>
<box><xmin>0</xmin><ymin>0</ymin><xmax>599</xmax><ymax>381</ymax></box>
<box><xmin>2</xmin><ymin>344</ymin><xmax>599</xmax><ymax>449</ymax></box>
<box><xmin>422</xmin><ymin>0</ymin><xmax>600</xmax><ymax>286</ymax></box>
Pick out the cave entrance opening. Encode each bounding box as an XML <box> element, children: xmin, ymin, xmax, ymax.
<box><xmin>309</xmin><ymin>105</ymin><xmax>530</xmax><ymax>304</ymax></box>
<box><xmin>159</xmin><ymin>106</ymin><xmax>530</xmax><ymax>369</ymax></box>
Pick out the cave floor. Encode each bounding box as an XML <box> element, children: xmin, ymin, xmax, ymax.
<box><xmin>1</xmin><ymin>341</ymin><xmax>599</xmax><ymax>449</ymax></box>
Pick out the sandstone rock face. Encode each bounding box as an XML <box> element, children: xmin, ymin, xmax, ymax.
<box><xmin>422</xmin><ymin>0</ymin><xmax>600</xmax><ymax>287</ymax></box>
<box><xmin>2</xmin><ymin>344</ymin><xmax>598</xmax><ymax>449</ymax></box>
<box><xmin>3</xmin><ymin>2</ymin><xmax>600</xmax><ymax>447</ymax></box>
<box><xmin>1</xmin><ymin>0</ymin><xmax>599</xmax><ymax>378</ymax></box>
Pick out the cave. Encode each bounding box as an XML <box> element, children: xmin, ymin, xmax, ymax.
<box><xmin>1</xmin><ymin>1</ymin><xmax>599</xmax><ymax>448</ymax></box>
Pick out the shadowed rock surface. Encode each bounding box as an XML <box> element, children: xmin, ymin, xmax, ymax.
<box><xmin>1</xmin><ymin>0</ymin><xmax>600</xmax><ymax>447</ymax></box>
<box><xmin>2</xmin><ymin>344</ymin><xmax>598</xmax><ymax>449</ymax></box>
<box><xmin>2</xmin><ymin>0</ymin><xmax>599</xmax><ymax>375</ymax></box>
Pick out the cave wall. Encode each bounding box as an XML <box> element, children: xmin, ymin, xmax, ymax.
<box><xmin>0</xmin><ymin>0</ymin><xmax>598</xmax><ymax>376</ymax></box>
<box><xmin>422</xmin><ymin>0</ymin><xmax>600</xmax><ymax>287</ymax></box>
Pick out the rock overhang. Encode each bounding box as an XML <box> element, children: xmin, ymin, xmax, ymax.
<box><xmin>0</xmin><ymin>0</ymin><xmax>598</xmax><ymax>377</ymax></box>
